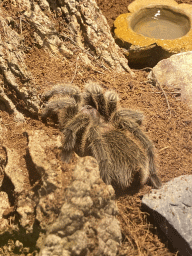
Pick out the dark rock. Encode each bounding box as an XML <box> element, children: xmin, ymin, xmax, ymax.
<box><xmin>142</xmin><ymin>175</ymin><xmax>192</xmax><ymax>256</ymax></box>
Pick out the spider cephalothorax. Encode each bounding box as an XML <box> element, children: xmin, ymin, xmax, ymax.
<box><xmin>41</xmin><ymin>82</ymin><xmax>162</xmax><ymax>189</ymax></box>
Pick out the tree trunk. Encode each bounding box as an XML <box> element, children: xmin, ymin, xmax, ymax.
<box><xmin>59</xmin><ymin>0</ymin><xmax>132</xmax><ymax>72</ymax></box>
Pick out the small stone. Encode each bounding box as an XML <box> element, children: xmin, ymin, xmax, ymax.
<box><xmin>23</xmin><ymin>247</ymin><xmax>30</xmax><ymax>253</ymax></box>
<box><xmin>15</xmin><ymin>240</ymin><xmax>23</xmax><ymax>249</ymax></box>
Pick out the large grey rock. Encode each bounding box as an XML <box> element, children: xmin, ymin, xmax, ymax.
<box><xmin>149</xmin><ymin>52</ymin><xmax>192</xmax><ymax>108</ymax></box>
<box><xmin>142</xmin><ymin>175</ymin><xmax>192</xmax><ymax>256</ymax></box>
<box><xmin>39</xmin><ymin>156</ymin><xmax>122</xmax><ymax>256</ymax></box>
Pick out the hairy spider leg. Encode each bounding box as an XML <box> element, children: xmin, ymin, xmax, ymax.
<box><xmin>112</xmin><ymin>110</ymin><xmax>162</xmax><ymax>188</ymax></box>
<box><xmin>41</xmin><ymin>97</ymin><xmax>77</xmax><ymax>121</ymax></box>
<box><xmin>85</xmin><ymin>125</ymin><xmax>113</xmax><ymax>185</ymax></box>
<box><xmin>80</xmin><ymin>108</ymin><xmax>100</xmax><ymax>155</ymax></box>
<box><xmin>58</xmin><ymin>100</ymin><xmax>79</xmax><ymax>131</ymax></box>
<box><xmin>41</xmin><ymin>84</ymin><xmax>81</xmax><ymax>102</ymax></box>
<box><xmin>113</xmin><ymin>109</ymin><xmax>144</xmax><ymax>125</ymax></box>
<box><xmin>61</xmin><ymin>113</ymin><xmax>90</xmax><ymax>162</ymax></box>
<box><xmin>83</xmin><ymin>82</ymin><xmax>107</xmax><ymax>117</ymax></box>
<box><xmin>104</xmin><ymin>90</ymin><xmax>119</xmax><ymax>120</ymax></box>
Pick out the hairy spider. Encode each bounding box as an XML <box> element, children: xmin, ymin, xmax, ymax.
<box><xmin>41</xmin><ymin>82</ymin><xmax>162</xmax><ymax>189</ymax></box>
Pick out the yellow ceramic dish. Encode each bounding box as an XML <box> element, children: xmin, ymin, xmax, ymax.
<box><xmin>114</xmin><ymin>0</ymin><xmax>192</xmax><ymax>66</ymax></box>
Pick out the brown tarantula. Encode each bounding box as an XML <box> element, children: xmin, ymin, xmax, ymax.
<box><xmin>41</xmin><ymin>82</ymin><xmax>162</xmax><ymax>189</ymax></box>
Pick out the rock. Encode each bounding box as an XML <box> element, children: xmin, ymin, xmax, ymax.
<box><xmin>1</xmin><ymin>130</ymin><xmax>64</xmax><ymax>234</ymax></box>
<box><xmin>35</xmin><ymin>190</ymin><xmax>65</xmax><ymax>230</ymax></box>
<box><xmin>142</xmin><ymin>175</ymin><xmax>192</xmax><ymax>256</ymax></box>
<box><xmin>27</xmin><ymin>130</ymin><xmax>65</xmax><ymax>230</ymax></box>
<box><xmin>17</xmin><ymin>195</ymin><xmax>35</xmax><ymax>232</ymax></box>
<box><xmin>148</xmin><ymin>52</ymin><xmax>192</xmax><ymax>108</ymax></box>
<box><xmin>27</xmin><ymin>130</ymin><xmax>63</xmax><ymax>192</ymax></box>
<box><xmin>5</xmin><ymin>147</ymin><xmax>27</xmax><ymax>194</ymax></box>
<box><xmin>0</xmin><ymin>9</ymin><xmax>39</xmax><ymax>114</ymax></box>
<box><xmin>0</xmin><ymin>85</ymin><xmax>25</xmax><ymax>123</ymax></box>
<box><xmin>3</xmin><ymin>145</ymin><xmax>35</xmax><ymax>232</ymax></box>
<box><xmin>0</xmin><ymin>146</ymin><xmax>6</xmax><ymax>187</ymax></box>
<box><xmin>0</xmin><ymin>129</ymin><xmax>67</xmax><ymax>236</ymax></box>
<box><xmin>0</xmin><ymin>192</ymin><xmax>10</xmax><ymax>232</ymax></box>
<box><xmin>39</xmin><ymin>156</ymin><xmax>122</xmax><ymax>256</ymax></box>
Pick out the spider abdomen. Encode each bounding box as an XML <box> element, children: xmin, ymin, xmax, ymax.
<box><xmin>102</xmin><ymin>130</ymin><xmax>148</xmax><ymax>189</ymax></box>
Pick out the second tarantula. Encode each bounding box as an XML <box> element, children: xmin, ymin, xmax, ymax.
<box><xmin>41</xmin><ymin>82</ymin><xmax>162</xmax><ymax>189</ymax></box>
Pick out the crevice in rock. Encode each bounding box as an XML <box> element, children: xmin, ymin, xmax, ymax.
<box><xmin>0</xmin><ymin>74</ymin><xmax>37</xmax><ymax>120</ymax></box>
<box><xmin>0</xmin><ymin>173</ymin><xmax>15</xmax><ymax>207</ymax></box>
<box><xmin>0</xmin><ymin>218</ymin><xmax>43</xmax><ymax>255</ymax></box>
<box><xmin>46</xmin><ymin>0</ymin><xmax>59</xmax><ymax>11</ymax></box>
<box><xmin>25</xmin><ymin>149</ymin><xmax>42</xmax><ymax>192</ymax></box>
<box><xmin>17</xmin><ymin>219</ymin><xmax>42</xmax><ymax>249</ymax></box>
<box><xmin>3</xmin><ymin>82</ymin><xmax>39</xmax><ymax>119</ymax></box>
<box><xmin>0</xmin><ymin>146</ymin><xmax>8</xmax><ymax>167</ymax></box>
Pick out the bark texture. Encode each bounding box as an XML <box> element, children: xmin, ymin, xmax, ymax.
<box><xmin>59</xmin><ymin>0</ymin><xmax>132</xmax><ymax>73</ymax></box>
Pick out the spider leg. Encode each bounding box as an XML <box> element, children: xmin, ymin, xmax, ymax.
<box><xmin>58</xmin><ymin>100</ymin><xmax>79</xmax><ymax>131</ymax></box>
<box><xmin>41</xmin><ymin>84</ymin><xmax>81</xmax><ymax>103</ymax></box>
<box><xmin>126</xmin><ymin>110</ymin><xmax>144</xmax><ymax>126</ymax></box>
<box><xmin>104</xmin><ymin>91</ymin><xmax>143</xmax><ymax>124</ymax></box>
<box><xmin>104</xmin><ymin>90</ymin><xmax>119</xmax><ymax>120</ymax></box>
<box><xmin>41</xmin><ymin>97</ymin><xmax>77</xmax><ymax>122</ymax></box>
<box><xmin>83</xmin><ymin>82</ymin><xmax>107</xmax><ymax>117</ymax></box>
<box><xmin>112</xmin><ymin>111</ymin><xmax>162</xmax><ymax>188</ymax></box>
<box><xmin>61</xmin><ymin>113</ymin><xmax>90</xmax><ymax>162</ymax></box>
<box><xmin>84</xmin><ymin>125</ymin><xmax>113</xmax><ymax>185</ymax></box>
<box><xmin>41</xmin><ymin>84</ymin><xmax>82</xmax><ymax>122</ymax></box>
<box><xmin>111</xmin><ymin>109</ymin><xmax>144</xmax><ymax>125</ymax></box>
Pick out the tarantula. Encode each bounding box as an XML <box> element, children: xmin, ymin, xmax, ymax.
<box><xmin>41</xmin><ymin>82</ymin><xmax>162</xmax><ymax>189</ymax></box>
